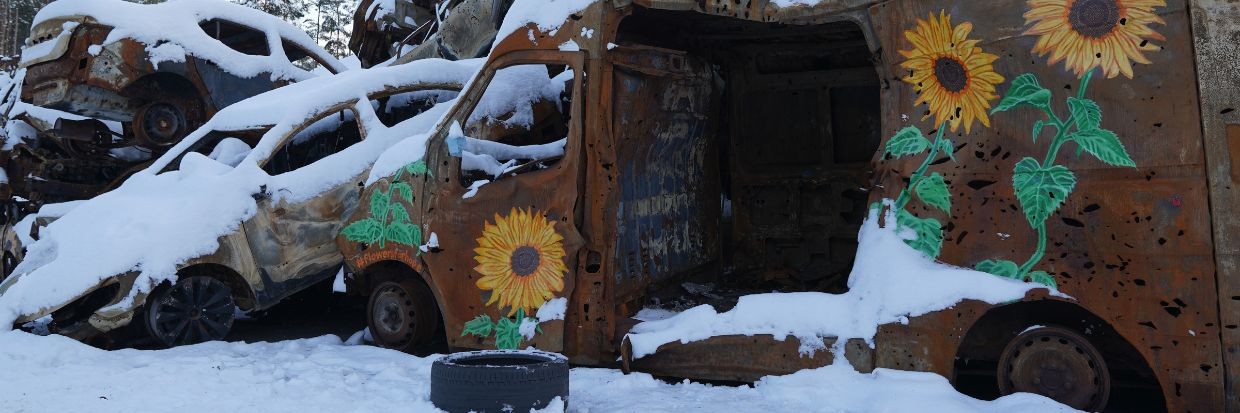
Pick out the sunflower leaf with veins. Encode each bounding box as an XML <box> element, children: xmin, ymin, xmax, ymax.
<box><xmin>1072</xmin><ymin>128</ymin><xmax>1135</xmax><ymax>167</ymax></box>
<box><xmin>992</xmin><ymin>74</ymin><xmax>1051</xmax><ymax>114</ymax></box>
<box><xmin>897</xmin><ymin>209</ymin><xmax>943</xmax><ymax>258</ymax></box>
<box><xmin>975</xmin><ymin>259</ymin><xmax>1021</xmax><ymax>279</ymax></box>
<box><xmin>1067</xmin><ymin>97</ymin><xmax>1102</xmax><ymax>131</ymax></box>
<box><xmin>340</xmin><ymin>218</ymin><xmax>383</xmax><ymax>245</ymax></box>
<box><xmin>494</xmin><ymin>316</ymin><xmax>523</xmax><ymax>350</ymax></box>
<box><xmin>884</xmin><ymin>126</ymin><xmax>930</xmax><ymax>158</ymax></box>
<box><xmin>462</xmin><ymin>315</ymin><xmax>494</xmax><ymax>338</ymax></box>
<box><xmin>914</xmin><ymin>172</ymin><xmax>951</xmax><ymax>214</ymax></box>
<box><xmin>1012</xmin><ymin>158</ymin><xmax>1077</xmax><ymax>227</ymax></box>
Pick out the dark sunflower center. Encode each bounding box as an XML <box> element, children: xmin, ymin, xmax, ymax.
<box><xmin>510</xmin><ymin>246</ymin><xmax>541</xmax><ymax>277</ymax></box>
<box><xmin>933</xmin><ymin>57</ymin><xmax>969</xmax><ymax>93</ymax></box>
<box><xmin>1069</xmin><ymin>0</ymin><xmax>1120</xmax><ymax>39</ymax></box>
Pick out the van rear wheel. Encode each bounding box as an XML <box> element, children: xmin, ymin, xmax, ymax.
<box><xmin>997</xmin><ymin>326</ymin><xmax>1110</xmax><ymax>411</ymax></box>
<box><xmin>367</xmin><ymin>279</ymin><xmax>440</xmax><ymax>355</ymax></box>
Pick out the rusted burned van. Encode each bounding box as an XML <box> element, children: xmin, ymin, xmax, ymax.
<box><xmin>337</xmin><ymin>0</ymin><xmax>1240</xmax><ymax>411</ymax></box>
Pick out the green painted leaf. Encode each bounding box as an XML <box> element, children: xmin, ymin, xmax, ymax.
<box><xmin>1067</xmin><ymin>97</ymin><xmax>1102</xmax><ymax>131</ymax></box>
<box><xmin>462</xmin><ymin>315</ymin><xmax>494</xmax><ymax>337</ymax></box>
<box><xmin>992</xmin><ymin>73</ymin><xmax>1051</xmax><ymax>114</ymax></box>
<box><xmin>405</xmin><ymin>160</ymin><xmax>431</xmax><ymax>177</ymax></box>
<box><xmin>409</xmin><ymin>224</ymin><xmax>423</xmax><ymax>248</ymax></box>
<box><xmin>385</xmin><ymin>222</ymin><xmax>419</xmax><ymax>246</ymax></box>
<box><xmin>340</xmin><ymin>219</ymin><xmax>383</xmax><ymax>244</ymax></box>
<box><xmin>369</xmin><ymin>190</ymin><xmax>390</xmax><ymax>222</ymax></box>
<box><xmin>1071</xmin><ymin>128</ymin><xmax>1136</xmax><ymax>167</ymax></box>
<box><xmin>1031</xmin><ymin>119</ymin><xmax>1045</xmax><ymax>143</ymax></box>
<box><xmin>1028</xmin><ymin>270</ymin><xmax>1058</xmax><ymax>289</ymax></box>
<box><xmin>494</xmin><ymin>317</ymin><xmax>523</xmax><ymax>350</ymax></box>
<box><xmin>1012</xmin><ymin>158</ymin><xmax>1077</xmax><ymax>227</ymax></box>
<box><xmin>898</xmin><ymin>209</ymin><xmax>943</xmax><ymax>258</ymax></box>
<box><xmin>975</xmin><ymin>259</ymin><xmax>1021</xmax><ymax>279</ymax></box>
<box><xmin>939</xmin><ymin>138</ymin><xmax>956</xmax><ymax>161</ymax></box>
<box><xmin>884</xmin><ymin>127</ymin><xmax>931</xmax><ymax>158</ymax></box>
<box><xmin>914</xmin><ymin>172</ymin><xmax>951</xmax><ymax>214</ymax></box>
<box><xmin>389</xmin><ymin>203</ymin><xmax>411</xmax><ymax>225</ymax></box>
<box><xmin>390</xmin><ymin>182</ymin><xmax>413</xmax><ymax>203</ymax></box>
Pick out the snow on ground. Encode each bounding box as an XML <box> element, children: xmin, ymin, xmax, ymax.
<box><xmin>627</xmin><ymin>205</ymin><xmax>1051</xmax><ymax>358</ymax></box>
<box><xmin>0</xmin><ymin>331</ymin><xmax>1076</xmax><ymax>413</ymax></box>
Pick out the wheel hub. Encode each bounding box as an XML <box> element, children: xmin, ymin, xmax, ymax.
<box><xmin>998</xmin><ymin>327</ymin><xmax>1110</xmax><ymax>411</ymax></box>
<box><xmin>373</xmin><ymin>289</ymin><xmax>410</xmax><ymax>335</ymax></box>
<box><xmin>138</xmin><ymin>102</ymin><xmax>187</xmax><ymax>146</ymax></box>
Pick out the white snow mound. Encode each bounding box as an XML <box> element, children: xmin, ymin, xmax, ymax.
<box><xmin>626</xmin><ymin>203</ymin><xmax>1050</xmax><ymax>358</ymax></box>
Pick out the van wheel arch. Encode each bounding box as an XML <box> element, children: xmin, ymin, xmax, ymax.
<box><xmin>953</xmin><ymin>299</ymin><xmax>1165</xmax><ymax>411</ymax></box>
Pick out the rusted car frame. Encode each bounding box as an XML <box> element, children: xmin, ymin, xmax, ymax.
<box><xmin>337</xmin><ymin>0</ymin><xmax>1240</xmax><ymax>411</ymax></box>
<box><xmin>6</xmin><ymin>8</ymin><xmax>346</xmax><ymax>211</ymax></box>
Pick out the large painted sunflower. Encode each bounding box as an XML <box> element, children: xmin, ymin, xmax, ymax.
<box><xmin>1024</xmin><ymin>0</ymin><xmax>1166</xmax><ymax>79</ymax></box>
<box><xmin>473</xmin><ymin>208</ymin><xmax>568</xmax><ymax>316</ymax></box>
<box><xmin>900</xmin><ymin>12</ymin><xmax>1005</xmax><ymax>134</ymax></box>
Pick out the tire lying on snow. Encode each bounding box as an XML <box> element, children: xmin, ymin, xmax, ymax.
<box><xmin>431</xmin><ymin>350</ymin><xmax>569</xmax><ymax>412</ymax></box>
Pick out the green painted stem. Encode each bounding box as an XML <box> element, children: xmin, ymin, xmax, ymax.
<box><xmin>1018</xmin><ymin>69</ymin><xmax>1095</xmax><ymax>278</ymax></box>
<box><xmin>895</xmin><ymin>124</ymin><xmax>948</xmax><ymax>210</ymax></box>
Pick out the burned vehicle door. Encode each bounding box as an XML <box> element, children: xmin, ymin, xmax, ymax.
<box><xmin>423</xmin><ymin>51</ymin><xmax>586</xmax><ymax>352</ymax></box>
<box><xmin>195</xmin><ymin>19</ymin><xmax>282</xmax><ymax>112</ymax></box>
<box><xmin>243</xmin><ymin>106</ymin><xmax>366</xmax><ymax>304</ymax></box>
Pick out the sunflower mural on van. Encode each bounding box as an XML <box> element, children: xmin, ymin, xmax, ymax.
<box><xmin>462</xmin><ymin>208</ymin><xmax>568</xmax><ymax>349</ymax></box>
<box><xmin>883</xmin><ymin>11</ymin><xmax>1003</xmax><ymax>259</ymax></box>
<box><xmin>973</xmin><ymin>0</ymin><xmax>1160</xmax><ymax>287</ymax></box>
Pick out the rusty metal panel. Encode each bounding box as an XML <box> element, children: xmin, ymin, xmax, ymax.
<box><xmin>622</xmin><ymin>334</ymin><xmax>874</xmax><ymax>382</ymax></box>
<box><xmin>610</xmin><ymin>45</ymin><xmax>721</xmax><ymax>293</ymax></box>
<box><xmin>1189</xmin><ymin>1</ymin><xmax>1240</xmax><ymax>410</ymax></box>
<box><xmin>869</xmin><ymin>0</ymin><xmax>1220</xmax><ymax>410</ymax></box>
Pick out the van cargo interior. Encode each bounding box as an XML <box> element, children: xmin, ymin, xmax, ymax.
<box><xmin>611</xmin><ymin>8</ymin><xmax>881</xmax><ymax>311</ymax></box>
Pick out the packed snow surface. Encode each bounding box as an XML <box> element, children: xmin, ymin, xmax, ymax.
<box><xmin>23</xmin><ymin>0</ymin><xmax>346</xmax><ymax>77</ymax></box>
<box><xmin>0</xmin><ymin>59</ymin><xmax>479</xmax><ymax>329</ymax></box>
<box><xmin>0</xmin><ymin>331</ymin><xmax>1077</xmax><ymax>412</ymax></box>
<box><xmin>626</xmin><ymin>205</ymin><xmax>1049</xmax><ymax>358</ymax></box>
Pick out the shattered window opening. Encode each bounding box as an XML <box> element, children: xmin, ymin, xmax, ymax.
<box><xmin>262</xmin><ymin>107</ymin><xmax>363</xmax><ymax>175</ymax></box>
<box><xmin>200</xmin><ymin>19</ymin><xmax>270</xmax><ymax>56</ymax></box>
<box><xmin>457</xmin><ymin>63</ymin><xmax>577</xmax><ymax>187</ymax></box>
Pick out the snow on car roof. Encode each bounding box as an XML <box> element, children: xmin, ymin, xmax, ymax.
<box><xmin>0</xmin><ymin>58</ymin><xmax>481</xmax><ymax>329</ymax></box>
<box><xmin>148</xmin><ymin>57</ymin><xmax>483</xmax><ymax>173</ymax></box>
<box><xmin>27</xmin><ymin>0</ymin><xmax>347</xmax><ymax>79</ymax></box>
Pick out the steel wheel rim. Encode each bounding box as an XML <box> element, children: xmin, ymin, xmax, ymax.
<box><xmin>139</xmin><ymin>102</ymin><xmax>187</xmax><ymax>145</ymax></box>
<box><xmin>370</xmin><ymin>284</ymin><xmax>415</xmax><ymax>345</ymax></box>
<box><xmin>998</xmin><ymin>327</ymin><xmax>1110</xmax><ymax>411</ymax></box>
<box><xmin>149</xmin><ymin>277</ymin><xmax>234</xmax><ymax>346</ymax></box>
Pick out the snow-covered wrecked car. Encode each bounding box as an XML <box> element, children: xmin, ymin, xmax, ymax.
<box><xmin>0</xmin><ymin>58</ymin><xmax>475</xmax><ymax>347</ymax></box>
<box><xmin>20</xmin><ymin>0</ymin><xmax>348</xmax><ymax>147</ymax></box>
<box><xmin>351</xmin><ymin>0</ymin><xmax>515</xmax><ymax>68</ymax></box>
<box><xmin>2</xmin><ymin>0</ymin><xmax>350</xmax><ymax>211</ymax></box>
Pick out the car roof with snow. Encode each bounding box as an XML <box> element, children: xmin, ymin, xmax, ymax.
<box><xmin>145</xmin><ymin>57</ymin><xmax>482</xmax><ymax>173</ymax></box>
<box><xmin>22</xmin><ymin>0</ymin><xmax>349</xmax><ymax>78</ymax></box>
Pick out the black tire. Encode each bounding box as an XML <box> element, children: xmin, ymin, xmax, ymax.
<box><xmin>367</xmin><ymin>279</ymin><xmax>440</xmax><ymax>354</ymax></box>
<box><xmin>144</xmin><ymin>275</ymin><xmax>235</xmax><ymax>347</ymax></box>
<box><xmin>431</xmin><ymin>350</ymin><xmax>569</xmax><ymax>413</ymax></box>
<box><xmin>997</xmin><ymin>326</ymin><xmax>1110</xmax><ymax>411</ymax></box>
